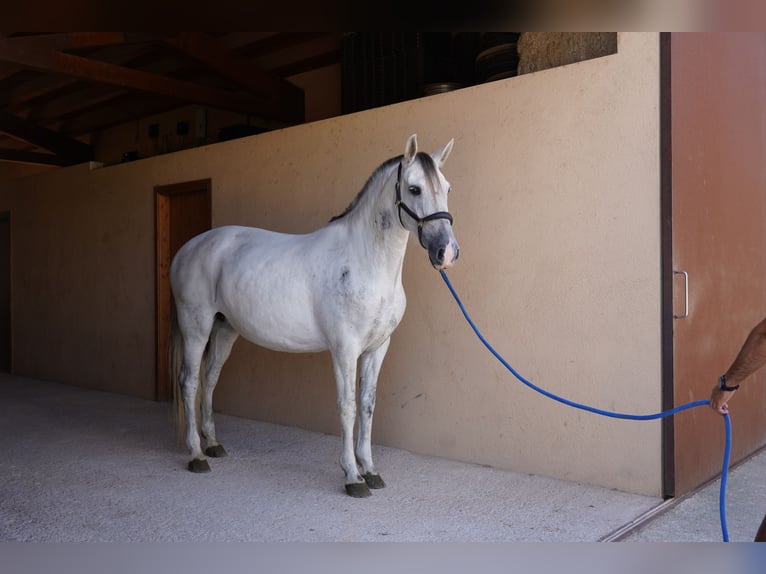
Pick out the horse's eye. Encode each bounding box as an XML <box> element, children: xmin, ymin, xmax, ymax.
<box><xmin>408</xmin><ymin>185</ymin><xmax>421</xmax><ymax>196</ymax></box>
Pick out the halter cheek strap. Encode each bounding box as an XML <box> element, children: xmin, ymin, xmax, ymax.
<box><xmin>394</xmin><ymin>161</ymin><xmax>454</xmax><ymax>248</ymax></box>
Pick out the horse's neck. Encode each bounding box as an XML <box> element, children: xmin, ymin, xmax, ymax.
<box><xmin>348</xmin><ymin>176</ymin><xmax>409</xmax><ymax>274</ymax></box>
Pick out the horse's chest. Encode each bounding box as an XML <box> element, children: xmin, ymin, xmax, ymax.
<box><xmin>368</xmin><ymin>291</ymin><xmax>404</xmax><ymax>336</ymax></box>
<box><xmin>337</xmin><ymin>279</ymin><xmax>404</xmax><ymax>348</ymax></box>
<box><xmin>362</xmin><ymin>299</ymin><xmax>404</xmax><ymax>350</ymax></box>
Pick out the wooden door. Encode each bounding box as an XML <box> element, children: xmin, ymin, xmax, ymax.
<box><xmin>0</xmin><ymin>212</ymin><xmax>10</xmax><ymax>372</ymax></box>
<box><xmin>155</xmin><ymin>180</ymin><xmax>211</xmax><ymax>401</ymax></box>
<box><xmin>663</xmin><ymin>33</ymin><xmax>766</xmax><ymax>496</ymax></box>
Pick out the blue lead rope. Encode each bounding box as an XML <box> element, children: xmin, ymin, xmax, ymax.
<box><xmin>439</xmin><ymin>270</ymin><xmax>733</xmax><ymax>542</ymax></box>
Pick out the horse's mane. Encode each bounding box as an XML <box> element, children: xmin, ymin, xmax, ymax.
<box><xmin>329</xmin><ymin>155</ymin><xmax>401</xmax><ymax>222</ymax></box>
<box><xmin>329</xmin><ymin>151</ymin><xmax>440</xmax><ymax>223</ymax></box>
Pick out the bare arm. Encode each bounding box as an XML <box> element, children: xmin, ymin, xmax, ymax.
<box><xmin>711</xmin><ymin>316</ymin><xmax>766</xmax><ymax>414</ymax></box>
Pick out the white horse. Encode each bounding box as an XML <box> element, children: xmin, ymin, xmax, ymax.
<box><xmin>169</xmin><ymin>134</ymin><xmax>459</xmax><ymax>497</ymax></box>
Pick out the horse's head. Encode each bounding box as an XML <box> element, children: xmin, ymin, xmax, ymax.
<box><xmin>396</xmin><ymin>134</ymin><xmax>460</xmax><ymax>270</ymax></box>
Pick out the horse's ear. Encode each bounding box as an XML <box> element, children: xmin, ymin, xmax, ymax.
<box><xmin>404</xmin><ymin>134</ymin><xmax>418</xmax><ymax>165</ymax></box>
<box><xmin>434</xmin><ymin>138</ymin><xmax>454</xmax><ymax>168</ymax></box>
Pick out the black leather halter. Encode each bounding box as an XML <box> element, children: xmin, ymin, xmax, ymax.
<box><xmin>394</xmin><ymin>161</ymin><xmax>454</xmax><ymax>248</ymax></box>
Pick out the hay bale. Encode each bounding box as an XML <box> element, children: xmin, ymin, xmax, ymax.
<box><xmin>517</xmin><ymin>33</ymin><xmax>617</xmax><ymax>75</ymax></box>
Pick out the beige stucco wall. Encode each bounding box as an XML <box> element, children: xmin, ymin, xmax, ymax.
<box><xmin>3</xmin><ymin>162</ymin><xmax>156</xmax><ymax>395</ymax></box>
<box><xmin>0</xmin><ymin>33</ymin><xmax>662</xmax><ymax>495</ymax></box>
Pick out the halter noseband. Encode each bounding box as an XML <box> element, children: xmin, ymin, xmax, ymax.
<box><xmin>394</xmin><ymin>161</ymin><xmax>453</xmax><ymax>248</ymax></box>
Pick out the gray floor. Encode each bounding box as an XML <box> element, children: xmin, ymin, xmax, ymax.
<box><xmin>1</xmin><ymin>373</ymin><xmax>764</xmax><ymax>543</ymax></box>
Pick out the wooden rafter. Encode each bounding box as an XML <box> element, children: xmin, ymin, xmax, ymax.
<box><xmin>0</xmin><ymin>110</ymin><xmax>92</xmax><ymax>164</ymax></box>
<box><xmin>235</xmin><ymin>32</ymin><xmax>330</xmax><ymax>59</ymax></box>
<box><xmin>0</xmin><ymin>62</ymin><xmax>19</xmax><ymax>82</ymax></box>
<box><xmin>0</xmin><ymin>42</ymin><xmax>159</xmax><ymax>110</ymax></box>
<box><xmin>0</xmin><ymin>32</ymin><xmax>338</xmax><ymax>166</ymax></box>
<box><xmin>0</xmin><ymin>148</ymin><xmax>69</xmax><ymax>166</ymax></box>
<box><xmin>0</xmin><ymin>34</ymin><xmax>304</xmax><ymax>123</ymax></box>
<box><xmin>0</xmin><ymin>75</ymin><xmax>75</xmax><ymax>109</ymax></box>
<box><xmin>0</xmin><ymin>33</ymin><xmax>163</xmax><ymax>53</ymax></box>
<box><xmin>272</xmin><ymin>49</ymin><xmax>341</xmax><ymax>78</ymax></box>
<box><xmin>164</xmin><ymin>33</ymin><xmax>301</xmax><ymax>101</ymax></box>
<box><xmin>26</xmin><ymin>84</ymin><xmax>129</xmax><ymax>124</ymax></box>
<box><xmin>57</xmin><ymin>93</ymin><xmax>180</xmax><ymax>136</ymax></box>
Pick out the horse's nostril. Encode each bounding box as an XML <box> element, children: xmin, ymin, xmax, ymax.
<box><xmin>437</xmin><ymin>247</ymin><xmax>445</xmax><ymax>262</ymax></box>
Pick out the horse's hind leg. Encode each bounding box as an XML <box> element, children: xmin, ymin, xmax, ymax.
<box><xmin>175</xmin><ymin>306</ymin><xmax>216</xmax><ymax>473</ymax></box>
<box><xmin>200</xmin><ymin>314</ymin><xmax>239</xmax><ymax>458</ymax></box>
<box><xmin>179</xmin><ymin>334</ymin><xmax>211</xmax><ymax>473</ymax></box>
<box><xmin>356</xmin><ymin>339</ymin><xmax>390</xmax><ymax>490</ymax></box>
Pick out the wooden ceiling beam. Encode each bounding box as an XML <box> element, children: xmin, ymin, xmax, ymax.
<box><xmin>235</xmin><ymin>33</ymin><xmax>330</xmax><ymax>59</ymax></box>
<box><xmin>56</xmin><ymin>93</ymin><xmax>185</xmax><ymax>137</ymax></box>
<box><xmin>65</xmin><ymin>32</ymin><xmax>167</xmax><ymax>49</ymax></box>
<box><xmin>0</xmin><ymin>147</ymin><xmax>69</xmax><ymax>166</ymax></box>
<box><xmin>0</xmin><ymin>62</ymin><xmax>20</xmax><ymax>81</ymax></box>
<box><xmin>0</xmin><ymin>35</ymin><xmax>304</xmax><ymax>123</ymax></box>
<box><xmin>272</xmin><ymin>49</ymin><xmax>341</xmax><ymax>78</ymax></box>
<box><xmin>28</xmin><ymin>85</ymin><xmax>128</xmax><ymax>123</ymax></box>
<box><xmin>163</xmin><ymin>33</ymin><xmax>303</xmax><ymax>118</ymax></box>
<box><xmin>0</xmin><ymin>75</ymin><xmax>75</xmax><ymax>109</ymax></box>
<box><xmin>0</xmin><ymin>43</ymin><xmax>160</xmax><ymax>110</ymax></box>
<box><xmin>165</xmin><ymin>33</ymin><xmax>297</xmax><ymax>98</ymax></box>
<box><xmin>0</xmin><ymin>110</ymin><xmax>92</xmax><ymax>163</ymax></box>
<box><xmin>0</xmin><ymin>33</ymin><xmax>164</xmax><ymax>53</ymax></box>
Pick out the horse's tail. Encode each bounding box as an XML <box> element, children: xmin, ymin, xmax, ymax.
<box><xmin>169</xmin><ymin>302</ymin><xmax>186</xmax><ymax>447</ymax></box>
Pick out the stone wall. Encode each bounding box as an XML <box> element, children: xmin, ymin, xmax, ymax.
<box><xmin>518</xmin><ymin>33</ymin><xmax>617</xmax><ymax>75</ymax></box>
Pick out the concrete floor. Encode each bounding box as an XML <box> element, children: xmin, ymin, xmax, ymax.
<box><xmin>1</xmin><ymin>373</ymin><xmax>764</xmax><ymax>543</ymax></box>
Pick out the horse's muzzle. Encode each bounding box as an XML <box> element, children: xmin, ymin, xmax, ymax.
<box><xmin>429</xmin><ymin>239</ymin><xmax>459</xmax><ymax>270</ymax></box>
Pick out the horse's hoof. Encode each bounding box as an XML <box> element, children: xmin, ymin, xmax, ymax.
<box><xmin>205</xmin><ymin>445</ymin><xmax>228</xmax><ymax>458</ymax></box>
<box><xmin>187</xmin><ymin>458</ymin><xmax>211</xmax><ymax>473</ymax></box>
<box><xmin>345</xmin><ymin>482</ymin><xmax>372</xmax><ymax>498</ymax></box>
<box><xmin>362</xmin><ymin>472</ymin><xmax>385</xmax><ymax>489</ymax></box>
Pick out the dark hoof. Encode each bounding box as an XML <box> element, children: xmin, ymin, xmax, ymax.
<box><xmin>362</xmin><ymin>472</ymin><xmax>386</xmax><ymax>489</ymax></box>
<box><xmin>345</xmin><ymin>482</ymin><xmax>372</xmax><ymax>498</ymax></box>
<box><xmin>205</xmin><ymin>445</ymin><xmax>228</xmax><ymax>458</ymax></box>
<box><xmin>187</xmin><ymin>458</ymin><xmax>211</xmax><ymax>473</ymax></box>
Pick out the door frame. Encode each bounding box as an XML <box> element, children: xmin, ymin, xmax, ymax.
<box><xmin>0</xmin><ymin>211</ymin><xmax>10</xmax><ymax>373</ymax></box>
<box><xmin>155</xmin><ymin>179</ymin><xmax>212</xmax><ymax>401</ymax></box>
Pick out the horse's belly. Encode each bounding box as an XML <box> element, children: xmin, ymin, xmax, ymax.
<box><xmin>226</xmin><ymin>300</ymin><xmax>327</xmax><ymax>354</ymax></box>
<box><xmin>232</xmin><ymin>299</ymin><xmax>402</xmax><ymax>355</ymax></box>
<box><xmin>241</xmin><ymin>330</ymin><xmax>327</xmax><ymax>354</ymax></box>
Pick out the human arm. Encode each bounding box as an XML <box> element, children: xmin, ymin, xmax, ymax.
<box><xmin>710</xmin><ymin>316</ymin><xmax>766</xmax><ymax>414</ymax></box>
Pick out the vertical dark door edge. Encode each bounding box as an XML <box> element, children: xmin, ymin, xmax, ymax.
<box><xmin>659</xmin><ymin>32</ymin><xmax>676</xmax><ymax>499</ymax></box>
<box><xmin>0</xmin><ymin>211</ymin><xmax>10</xmax><ymax>374</ymax></box>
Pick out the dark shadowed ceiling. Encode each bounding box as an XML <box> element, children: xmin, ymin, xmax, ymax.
<box><xmin>0</xmin><ymin>32</ymin><xmax>341</xmax><ymax>167</ymax></box>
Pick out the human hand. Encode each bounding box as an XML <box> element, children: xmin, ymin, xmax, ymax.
<box><xmin>710</xmin><ymin>384</ymin><xmax>736</xmax><ymax>415</ymax></box>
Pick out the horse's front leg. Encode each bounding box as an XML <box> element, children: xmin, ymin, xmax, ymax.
<box><xmin>356</xmin><ymin>339</ymin><xmax>390</xmax><ymax>490</ymax></box>
<box><xmin>331</xmin><ymin>348</ymin><xmax>369</xmax><ymax>498</ymax></box>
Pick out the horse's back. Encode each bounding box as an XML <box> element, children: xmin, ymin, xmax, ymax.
<box><xmin>173</xmin><ymin>223</ymin><xmax>295</xmax><ymax>267</ymax></box>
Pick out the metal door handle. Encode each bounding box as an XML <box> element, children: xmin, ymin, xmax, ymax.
<box><xmin>674</xmin><ymin>270</ymin><xmax>688</xmax><ymax>319</ymax></box>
